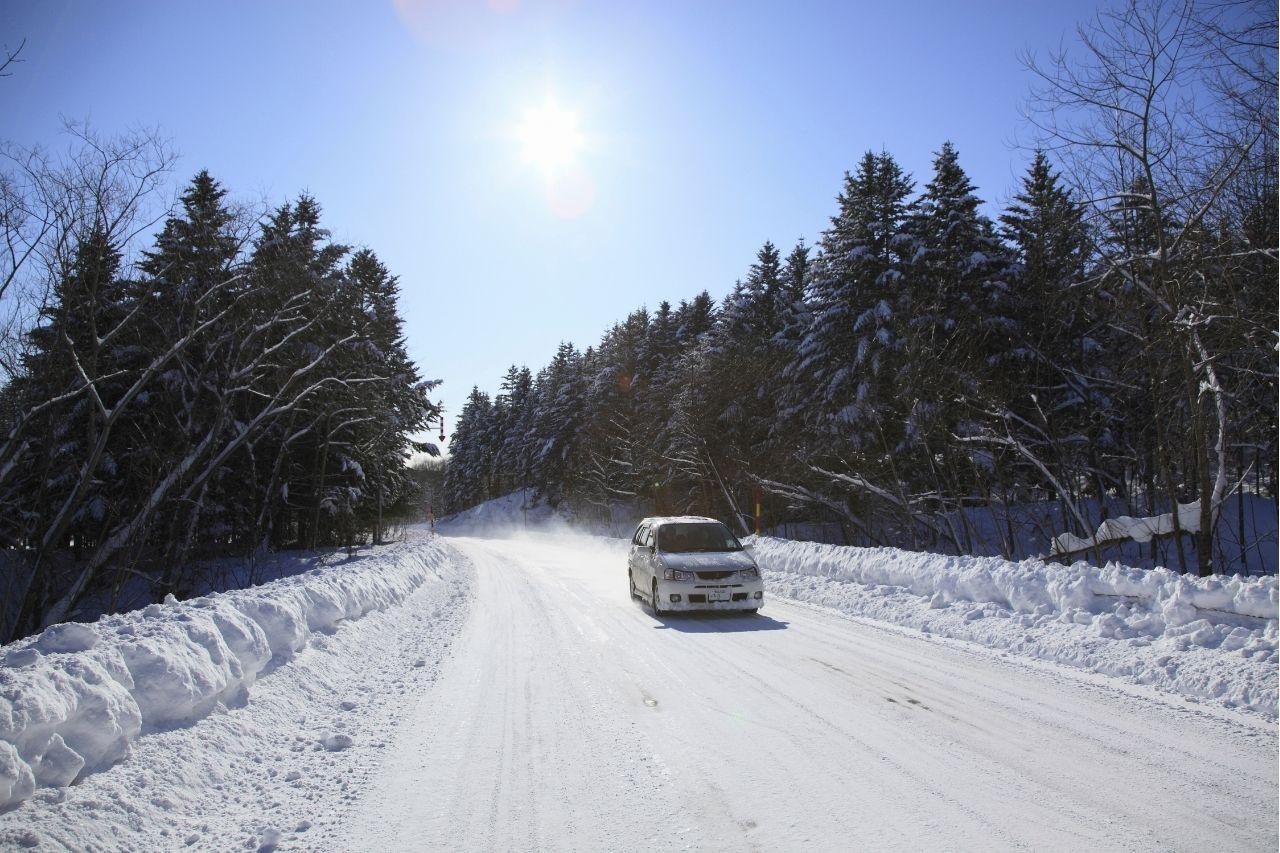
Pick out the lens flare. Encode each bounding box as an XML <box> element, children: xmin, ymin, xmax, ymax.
<box><xmin>545</xmin><ymin>165</ymin><xmax>595</xmax><ymax>219</ymax></box>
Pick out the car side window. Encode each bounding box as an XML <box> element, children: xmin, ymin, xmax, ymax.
<box><xmin>632</xmin><ymin>525</ymin><xmax>647</xmax><ymax>546</ymax></box>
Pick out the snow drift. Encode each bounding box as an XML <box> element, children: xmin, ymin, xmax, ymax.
<box><xmin>441</xmin><ymin>489</ymin><xmax>641</xmax><ymax>538</ymax></box>
<box><xmin>441</xmin><ymin>489</ymin><xmax>572</xmax><ymax>536</ymax></box>
<box><xmin>0</xmin><ymin>533</ymin><xmax>458</xmax><ymax>808</ymax></box>
<box><xmin>751</xmin><ymin>536</ymin><xmax>1278</xmax><ymax>718</ymax></box>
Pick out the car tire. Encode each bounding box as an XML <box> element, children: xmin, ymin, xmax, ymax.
<box><xmin>651</xmin><ymin>579</ymin><xmax>664</xmax><ymax>616</ymax></box>
<box><xmin>745</xmin><ymin>608</ymin><xmax>759</xmax><ymax>615</ymax></box>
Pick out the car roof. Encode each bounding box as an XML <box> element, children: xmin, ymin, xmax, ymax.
<box><xmin>637</xmin><ymin>516</ymin><xmax>724</xmax><ymax>527</ymax></box>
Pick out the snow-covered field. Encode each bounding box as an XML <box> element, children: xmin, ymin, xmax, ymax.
<box><xmin>1</xmin><ymin>498</ymin><xmax>1275</xmax><ymax>851</ymax></box>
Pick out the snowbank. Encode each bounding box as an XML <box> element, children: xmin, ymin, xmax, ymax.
<box><xmin>441</xmin><ymin>489</ymin><xmax>643</xmax><ymax>539</ymax></box>
<box><xmin>751</xmin><ymin>536</ymin><xmax>1279</xmax><ymax>718</ymax></box>
<box><xmin>0</xmin><ymin>534</ymin><xmax>459</xmax><ymax>808</ymax></box>
<box><xmin>441</xmin><ymin>489</ymin><xmax>572</xmax><ymax>536</ymax></box>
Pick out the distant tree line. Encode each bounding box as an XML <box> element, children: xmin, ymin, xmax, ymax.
<box><xmin>0</xmin><ymin>150</ymin><xmax>438</xmax><ymax>640</ymax></box>
<box><xmin>443</xmin><ymin>0</ymin><xmax>1276</xmax><ymax>576</ymax></box>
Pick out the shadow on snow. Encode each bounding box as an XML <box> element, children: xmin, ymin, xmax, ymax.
<box><xmin>648</xmin><ymin>610</ymin><xmax>789</xmax><ymax>633</ymax></box>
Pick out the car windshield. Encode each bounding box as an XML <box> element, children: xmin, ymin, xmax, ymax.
<box><xmin>656</xmin><ymin>522</ymin><xmax>742</xmax><ymax>553</ymax></box>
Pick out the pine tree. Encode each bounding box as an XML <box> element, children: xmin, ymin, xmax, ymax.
<box><xmin>997</xmin><ymin>153</ymin><xmax>1108</xmax><ymax>511</ymax></box>
<box><xmin>492</xmin><ymin>364</ymin><xmax>535</xmax><ymax>493</ymax></box>
<box><xmin>18</xmin><ymin>225</ymin><xmax>129</xmax><ymax>556</ymax></box>
<box><xmin>443</xmin><ymin>387</ymin><xmax>496</xmax><ymax>511</ymax></box>
<box><xmin>135</xmin><ymin>171</ymin><xmax>245</xmax><ymax>565</ymax></box>
<box><xmin>530</xmin><ymin>342</ymin><xmax>586</xmax><ymax>504</ymax></box>
<box><xmin>902</xmin><ymin>142</ymin><xmax>1019</xmax><ymax>424</ymax></box>
<box><xmin>894</xmin><ymin>143</ymin><xmax>1020</xmax><ymax>547</ymax></box>
<box><xmin>768</xmin><ymin>240</ymin><xmax>811</xmax><ymax>393</ymax></box>
<box><xmin>341</xmin><ymin>248</ymin><xmax>439</xmax><ymax>542</ymax></box>
<box><xmin>794</xmin><ymin>152</ymin><xmax>912</xmax><ymax>431</ymax></box>
<box><xmin>579</xmin><ymin>309</ymin><xmax>651</xmax><ymax>512</ymax></box>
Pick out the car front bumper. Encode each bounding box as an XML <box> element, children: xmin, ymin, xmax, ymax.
<box><xmin>655</xmin><ymin>578</ymin><xmax>764</xmax><ymax>612</ymax></box>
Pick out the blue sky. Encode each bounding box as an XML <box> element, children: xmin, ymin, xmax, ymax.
<box><xmin>1</xmin><ymin>0</ymin><xmax>1100</xmax><ymax>449</ymax></box>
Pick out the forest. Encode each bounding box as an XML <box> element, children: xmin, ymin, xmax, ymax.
<box><xmin>0</xmin><ymin>155</ymin><xmax>438</xmax><ymax>641</ymax></box>
<box><xmin>441</xmin><ymin>1</ymin><xmax>1278</xmax><ymax>576</ymax></box>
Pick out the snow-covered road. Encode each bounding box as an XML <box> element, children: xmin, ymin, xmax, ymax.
<box><xmin>1</xmin><ymin>530</ymin><xmax>1273</xmax><ymax>851</ymax></box>
<box><xmin>347</xmin><ymin>534</ymin><xmax>1276</xmax><ymax>853</ymax></box>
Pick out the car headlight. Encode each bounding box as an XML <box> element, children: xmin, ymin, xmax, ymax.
<box><xmin>740</xmin><ymin>567</ymin><xmax>760</xmax><ymax>579</ymax></box>
<box><xmin>663</xmin><ymin>568</ymin><xmax>694</xmax><ymax>581</ymax></box>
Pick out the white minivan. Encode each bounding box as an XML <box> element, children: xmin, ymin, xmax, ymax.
<box><xmin>628</xmin><ymin>516</ymin><xmax>764</xmax><ymax>614</ymax></box>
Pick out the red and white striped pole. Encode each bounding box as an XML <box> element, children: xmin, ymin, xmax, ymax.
<box><xmin>754</xmin><ymin>487</ymin><xmax>762</xmax><ymax>536</ymax></box>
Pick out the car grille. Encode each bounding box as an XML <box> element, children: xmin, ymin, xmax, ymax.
<box><xmin>696</xmin><ymin>570</ymin><xmax>734</xmax><ymax>580</ymax></box>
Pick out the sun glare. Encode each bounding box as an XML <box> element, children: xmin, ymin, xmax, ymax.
<box><xmin>515</xmin><ymin>99</ymin><xmax>586</xmax><ymax>177</ymax></box>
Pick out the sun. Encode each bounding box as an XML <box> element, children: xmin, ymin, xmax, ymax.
<box><xmin>514</xmin><ymin>98</ymin><xmax>585</xmax><ymax>177</ymax></box>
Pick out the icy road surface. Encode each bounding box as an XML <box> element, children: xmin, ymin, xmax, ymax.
<box><xmin>346</xmin><ymin>534</ymin><xmax>1276</xmax><ymax>853</ymax></box>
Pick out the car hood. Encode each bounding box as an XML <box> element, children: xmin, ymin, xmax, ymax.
<box><xmin>659</xmin><ymin>550</ymin><xmax>756</xmax><ymax>571</ymax></box>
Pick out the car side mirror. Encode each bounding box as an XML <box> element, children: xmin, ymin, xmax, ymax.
<box><xmin>742</xmin><ymin>543</ymin><xmax>755</xmax><ymax>553</ymax></box>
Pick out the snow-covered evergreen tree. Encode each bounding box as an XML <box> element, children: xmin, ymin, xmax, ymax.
<box><xmin>530</xmin><ymin>342</ymin><xmax>587</xmax><ymax>504</ymax></box>
<box><xmin>898</xmin><ymin>143</ymin><xmax>1018</xmax><ymax>499</ymax></box>
<box><xmin>792</xmin><ymin>152</ymin><xmax>913</xmax><ymax>445</ymax></box>
<box><xmin>443</xmin><ymin>387</ymin><xmax>496</xmax><ymax>512</ymax></box>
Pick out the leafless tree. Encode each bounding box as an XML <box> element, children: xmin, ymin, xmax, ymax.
<box><xmin>1</xmin><ymin>123</ymin><xmax>175</xmax><ymax>377</ymax></box>
<box><xmin>1020</xmin><ymin>0</ymin><xmax>1277</xmax><ymax>574</ymax></box>
<box><xmin>0</xmin><ymin>38</ymin><xmax>24</xmax><ymax>77</ymax></box>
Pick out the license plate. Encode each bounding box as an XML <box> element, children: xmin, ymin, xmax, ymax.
<box><xmin>708</xmin><ymin>590</ymin><xmax>730</xmax><ymax>602</ymax></box>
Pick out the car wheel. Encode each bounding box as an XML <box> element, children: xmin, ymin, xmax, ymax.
<box><xmin>745</xmin><ymin>608</ymin><xmax>759</xmax><ymax>615</ymax></box>
<box><xmin>651</xmin><ymin>579</ymin><xmax>664</xmax><ymax>616</ymax></box>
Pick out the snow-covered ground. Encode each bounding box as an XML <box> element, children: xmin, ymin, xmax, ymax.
<box><xmin>1</xmin><ymin>500</ymin><xmax>1275</xmax><ymax>851</ymax></box>
<box><xmin>344</xmin><ymin>532</ymin><xmax>1275</xmax><ymax>852</ymax></box>
<box><xmin>0</xmin><ymin>532</ymin><xmax>472</xmax><ymax>850</ymax></box>
<box><xmin>447</xmin><ymin>494</ymin><xmax>1278</xmax><ymax>719</ymax></box>
<box><xmin>439</xmin><ymin>487</ymin><xmax>638</xmax><ymax>538</ymax></box>
<box><xmin>752</xmin><ymin>537</ymin><xmax>1278</xmax><ymax>719</ymax></box>
<box><xmin>438</xmin><ymin>488</ymin><xmax>573</xmax><ymax>536</ymax></box>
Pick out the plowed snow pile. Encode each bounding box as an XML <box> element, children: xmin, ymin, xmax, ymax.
<box><xmin>440</xmin><ymin>488</ymin><xmax>572</xmax><ymax>535</ymax></box>
<box><xmin>751</xmin><ymin>537</ymin><xmax>1278</xmax><ymax>718</ymax></box>
<box><xmin>0</xmin><ymin>532</ymin><xmax>466</xmax><ymax>810</ymax></box>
